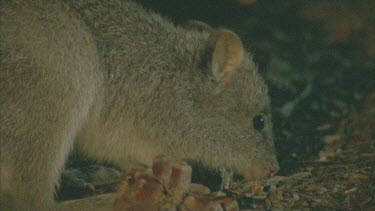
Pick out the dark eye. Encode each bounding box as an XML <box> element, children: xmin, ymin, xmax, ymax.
<box><xmin>253</xmin><ymin>114</ymin><xmax>265</xmax><ymax>131</ymax></box>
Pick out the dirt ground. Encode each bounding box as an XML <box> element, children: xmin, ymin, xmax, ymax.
<box><xmin>59</xmin><ymin>0</ymin><xmax>375</xmax><ymax>209</ymax></box>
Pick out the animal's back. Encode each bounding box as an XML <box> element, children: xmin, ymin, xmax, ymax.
<box><xmin>0</xmin><ymin>1</ymin><xmax>104</xmax><ymax>209</ymax></box>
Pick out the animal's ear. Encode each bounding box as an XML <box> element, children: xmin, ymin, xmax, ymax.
<box><xmin>210</xmin><ymin>29</ymin><xmax>244</xmax><ymax>84</ymax></box>
<box><xmin>184</xmin><ymin>20</ymin><xmax>214</xmax><ymax>33</ymax></box>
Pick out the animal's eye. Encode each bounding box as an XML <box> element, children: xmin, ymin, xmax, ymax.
<box><xmin>253</xmin><ymin>114</ymin><xmax>265</xmax><ymax>131</ymax></box>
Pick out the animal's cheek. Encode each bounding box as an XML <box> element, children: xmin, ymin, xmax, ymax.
<box><xmin>240</xmin><ymin>160</ymin><xmax>279</xmax><ymax>180</ymax></box>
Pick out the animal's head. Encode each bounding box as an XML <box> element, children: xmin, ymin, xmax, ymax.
<box><xmin>190</xmin><ymin>26</ymin><xmax>279</xmax><ymax>180</ymax></box>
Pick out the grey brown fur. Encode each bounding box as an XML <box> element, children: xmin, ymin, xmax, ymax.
<box><xmin>0</xmin><ymin>0</ymin><xmax>278</xmax><ymax>210</ymax></box>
